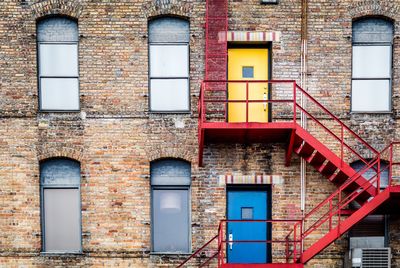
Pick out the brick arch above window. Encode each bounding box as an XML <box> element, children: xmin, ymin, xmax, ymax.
<box><xmin>348</xmin><ymin>1</ymin><xmax>399</xmax><ymax>22</ymax></box>
<box><xmin>30</xmin><ymin>0</ymin><xmax>83</xmax><ymax>20</ymax></box>
<box><xmin>37</xmin><ymin>145</ymin><xmax>83</xmax><ymax>163</ymax></box>
<box><xmin>146</xmin><ymin>146</ymin><xmax>195</xmax><ymax>164</ymax></box>
<box><xmin>142</xmin><ymin>0</ymin><xmax>191</xmax><ymax>20</ymax></box>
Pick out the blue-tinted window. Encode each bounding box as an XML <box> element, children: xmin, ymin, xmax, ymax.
<box><xmin>242</xmin><ymin>66</ymin><xmax>254</xmax><ymax>78</ymax></box>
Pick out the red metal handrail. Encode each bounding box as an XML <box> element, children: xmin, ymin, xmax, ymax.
<box><xmin>217</xmin><ymin>219</ymin><xmax>302</xmax><ymax>265</ymax></box>
<box><xmin>298</xmin><ymin>142</ymin><xmax>400</xmax><ymax>262</ymax></box>
<box><xmin>200</xmin><ymin>80</ymin><xmax>379</xmax><ymax>168</ymax></box>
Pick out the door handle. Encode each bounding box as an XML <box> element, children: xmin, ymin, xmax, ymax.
<box><xmin>228</xmin><ymin>232</ymin><xmax>233</xmax><ymax>250</ymax></box>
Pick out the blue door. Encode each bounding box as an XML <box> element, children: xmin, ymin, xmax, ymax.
<box><xmin>227</xmin><ymin>190</ymin><xmax>270</xmax><ymax>264</ymax></box>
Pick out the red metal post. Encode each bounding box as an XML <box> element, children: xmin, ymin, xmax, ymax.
<box><xmin>300</xmin><ymin>220</ymin><xmax>303</xmax><ymax>261</ymax></box>
<box><xmin>389</xmin><ymin>144</ymin><xmax>393</xmax><ymax>188</ymax></box>
<box><xmin>225</xmin><ymin>82</ymin><xmax>228</xmax><ymax>121</ymax></box>
<box><xmin>293</xmin><ymin>82</ymin><xmax>297</xmax><ymax>123</ymax></box>
<box><xmin>328</xmin><ymin>199</ymin><xmax>332</xmax><ymax>231</ymax></box>
<box><xmin>293</xmin><ymin>225</ymin><xmax>297</xmax><ymax>263</ymax></box>
<box><xmin>377</xmin><ymin>155</ymin><xmax>381</xmax><ymax>194</ymax></box>
<box><xmin>246</xmin><ymin>82</ymin><xmax>249</xmax><ymax>123</ymax></box>
<box><xmin>340</xmin><ymin>125</ymin><xmax>344</xmax><ymax>167</ymax></box>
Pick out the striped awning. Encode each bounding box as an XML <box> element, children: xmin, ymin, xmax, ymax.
<box><xmin>219</xmin><ymin>174</ymin><xmax>283</xmax><ymax>185</ymax></box>
<box><xmin>218</xmin><ymin>31</ymin><xmax>281</xmax><ymax>42</ymax></box>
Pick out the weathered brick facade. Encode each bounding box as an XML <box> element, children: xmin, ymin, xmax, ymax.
<box><xmin>0</xmin><ymin>0</ymin><xmax>399</xmax><ymax>267</ymax></box>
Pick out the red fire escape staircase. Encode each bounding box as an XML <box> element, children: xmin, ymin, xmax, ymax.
<box><xmin>178</xmin><ymin>0</ymin><xmax>400</xmax><ymax>266</ymax></box>
<box><xmin>181</xmin><ymin>78</ymin><xmax>400</xmax><ymax>267</ymax></box>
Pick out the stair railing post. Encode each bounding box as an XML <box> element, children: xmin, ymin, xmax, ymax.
<box><xmin>329</xmin><ymin>198</ymin><xmax>332</xmax><ymax>231</ymax></box>
<box><xmin>340</xmin><ymin>125</ymin><xmax>344</xmax><ymax>167</ymax></box>
<box><xmin>338</xmin><ymin>191</ymin><xmax>341</xmax><ymax>235</ymax></box>
<box><xmin>293</xmin><ymin>82</ymin><xmax>297</xmax><ymax>123</ymax></box>
<box><xmin>389</xmin><ymin>144</ymin><xmax>393</xmax><ymax>188</ymax></box>
<box><xmin>246</xmin><ymin>81</ymin><xmax>249</xmax><ymax>124</ymax></box>
<box><xmin>293</xmin><ymin>225</ymin><xmax>297</xmax><ymax>263</ymax></box>
<box><xmin>377</xmin><ymin>155</ymin><xmax>381</xmax><ymax>194</ymax></box>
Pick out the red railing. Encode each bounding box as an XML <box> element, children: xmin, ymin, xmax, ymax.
<box><xmin>299</xmin><ymin>142</ymin><xmax>400</xmax><ymax>261</ymax></box>
<box><xmin>195</xmin><ymin>80</ymin><xmax>400</xmax><ymax>265</ymax></box>
<box><xmin>176</xmin><ymin>233</ymin><xmax>220</xmax><ymax>268</ymax></box>
<box><xmin>199</xmin><ymin>80</ymin><xmax>379</xmax><ymax>167</ymax></box>
<box><xmin>177</xmin><ymin>219</ymin><xmax>302</xmax><ymax>267</ymax></box>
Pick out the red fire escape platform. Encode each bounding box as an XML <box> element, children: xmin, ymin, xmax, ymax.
<box><xmin>221</xmin><ymin>264</ymin><xmax>304</xmax><ymax>268</ymax></box>
<box><xmin>202</xmin><ymin>122</ymin><xmax>295</xmax><ymax>143</ymax></box>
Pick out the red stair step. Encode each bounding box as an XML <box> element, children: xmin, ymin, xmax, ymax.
<box><xmin>307</xmin><ymin>151</ymin><xmax>326</xmax><ymax>168</ymax></box>
<box><xmin>318</xmin><ymin>161</ymin><xmax>337</xmax><ymax>176</ymax></box>
<box><xmin>295</xmin><ymin>142</ymin><xmax>315</xmax><ymax>158</ymax></box>
<box><xmin>329</xmin><ymin>170</ymin><xmax>348</xmax><ymax>184</ymax></box>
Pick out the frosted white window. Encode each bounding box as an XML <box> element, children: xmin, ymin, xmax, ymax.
<box><xmin>39</xmin><ymin>44</ymin><xmax>78</xmax><ymax>76</ymax></box>
<box><xmin>151</xmin><ymin>159</ymin><xmax>191</xmax><ymax>253</ymax></box>
<box><xmin>351</xmin><ymin>18</ymin><xmax>393</xmax><ymax>112</ymax></box>
<box><xmin>150</xmin><ymin>45</ymin><xmax>189</xmax><ymax>77</ymax></box>
<box><xmin>37</xmin><ymin>17</ymin><xmax>79</xmax><ymax>111</ymax></box>
<box><xmin>150</xmin><ymin>79</ymin><xmax>189</xmax><ymax>111</ymax></box>
<box><xmin>352</xmin><ymin>46</ymin><xmax>391</xmax><ymax>78</ymax></box>
<box><xmin>149</xmin><ymin>17</ymin><xmax>189</xmax><ymax>112</ymax></box>
<box><xmin>40</xmin><ymin>78</ymin><xmax>79</xmax><ymax>110</ymax></box>
<box><xmin>40</xmin><ymin>158</ymin><xmax>81</xmax><ymax>253</ymax></box>
<box><xmin>352</xmin><ymin>80</ymin><xmax>390</xmax><ymax>112</ymax></box>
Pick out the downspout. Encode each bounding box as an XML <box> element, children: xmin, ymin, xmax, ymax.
<box><xmin>300</xmin><ymin>0</ymin><xmax>308</xmax><ymax>214</ymax></box>
<box><xmin>300</xmin><ymin>0</ymin><xmax>308</xmax><ymax>256</ymax></box>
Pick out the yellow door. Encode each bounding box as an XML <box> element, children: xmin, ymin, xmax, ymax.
<box><xmin>228</xmin><ymin>48</ymin><xmax>269</xmax><ymax>123</ymax></box>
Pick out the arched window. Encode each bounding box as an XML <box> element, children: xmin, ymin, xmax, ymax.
<box><xmin>150</xmin><ymin>159</ymin><xmax>191</xmax><ymax>253</ymax></box>
<box><xmin>351</xmin><ymin>17</ymin><xmax>393</xmax><ymax>112</ymax></box>
<box><xmin>148</xmin><ymin>17</ymin><xmax>190</xmax><ymax>112</ymax></box>
<box><xmin>351</xmin><ymin>159</ymin><xmax>389</xmax><ymax>188</ymax></box>
<box><xmin>40</xmin><ymin>158</ymin><xmax>81</xmax><ymax>252</ymax></box>
<box><xmin>37</xmin><ymin>17</ymin><xmax>79</xmax><ymax>111</ymax></box>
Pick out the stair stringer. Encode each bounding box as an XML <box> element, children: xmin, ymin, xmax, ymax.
<box><xmin>294</xmin><ymin>124</ymin><xmax>377</xmax><ymax>198</ymax></box>
<box><xmin>301</xmin><ymin>187</ymin><xmax>391</xmax><ymax>264</ymax></box>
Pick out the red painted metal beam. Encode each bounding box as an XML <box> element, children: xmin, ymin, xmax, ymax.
<box><xmin>301</xmin><ymin>187</ymin><xmax>391</xmax><ymax>263</ymax></box>
<box><xmin>295</xmin><ymin>125</ymin><xmax>377</xmax><ymax>198</ymax></box>
<box><xmin>285</xmin><ymin>129</ymin><xmax>296</xmax><ymax>167</ymax></box>
<box><xmin>221</xmin><ymin>264</ymin><xmax>304</xmax><ymax>268</ymax></box>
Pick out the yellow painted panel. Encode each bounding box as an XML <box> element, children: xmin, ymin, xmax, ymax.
<box><xmin>228</xmin><ymin>48</ymin><xmax>269</xmax><ymax>122</ymax></box>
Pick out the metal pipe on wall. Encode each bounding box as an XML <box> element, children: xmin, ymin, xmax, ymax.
<box><xmin>300</xmin><ymin>0</ymin><xmax>308</xmax><ymax>213</ymax></box>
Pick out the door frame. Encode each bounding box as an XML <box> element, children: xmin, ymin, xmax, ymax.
<box><xmin>227</xmin><ymin>43</ymin><xmax>273</xmax><ymax>122</ymax></box>
<box><xmin>226</xmin><ymin>184</ymin><xmax>272</xmax><ymax>263</ymax></box>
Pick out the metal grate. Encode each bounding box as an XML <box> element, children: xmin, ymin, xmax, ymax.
<box><xmin>361</xmin><ymin>248</ymin><xmax>390</xmax><ymax>268</ymax></box>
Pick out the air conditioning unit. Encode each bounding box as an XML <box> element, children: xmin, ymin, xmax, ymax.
<box><xmin>350</xmin><ymin>248</ymin><xmax>391</xmax><ymax>268</ymax></box>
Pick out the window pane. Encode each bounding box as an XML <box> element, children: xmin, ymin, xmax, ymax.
<box><xmin>41</xmin><ymin>158</ymin><xmax>80</xmax><ymax>186</ymax></box>
<box><xmin>352</xmin><ymin>46</ymin><xmax>391</xmax><ymax>78</ymax></box>
<box><xmin>150</xmin><ymin>45</ymin><xmax>189</xmax><ymax>77</ymax></box>
<box><xmin>151</xmin><ymin>159</ymin><xmax>191</xmax><ymax>186</ymax></box>
<box><xmin>150</xmin><ymin>79</ymin><xmax>189</xmax><ymax>111</ymax></box>
<box><xmin>44</xmin><ymin>188</ymin><xmax>80</xmax><ymax>252</ymax></box>
<box><xmin>37</xmin><ymin>17</ymin><xmax>78</xmax><ymax>42</ymax></box>
<box><xmin>39</xmin><ymin>44</ymin><xmax>78</xmax><ymax>76</ymax></box>
<box><xmin>148</xmin><ymin>17</ymin><xmax>189</xmax><ymax>43</ymax></box>
<box><xmin>40</xmin><ymin>78</ymin><xmax>79</xmax><ymax>110</ymax></box>
<box><xmin>353</xmin><ymin>18</ymin><xmax>393</xmax><ymax>43</ymax></box>
<box><xmin>352</xmin><ymin>80</ymin><xmax>390</xmax><ymax>111</ymax></box>
<box><xmin>153</xmin><ymin>189</ymin><xmax>189</xmax><ymax>252</ymax></box>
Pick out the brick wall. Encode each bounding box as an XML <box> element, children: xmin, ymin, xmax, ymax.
<box><xmin>1</xmin><ymin>0</ymin><xmax>399</xmax><ymax>267</ymax></box>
